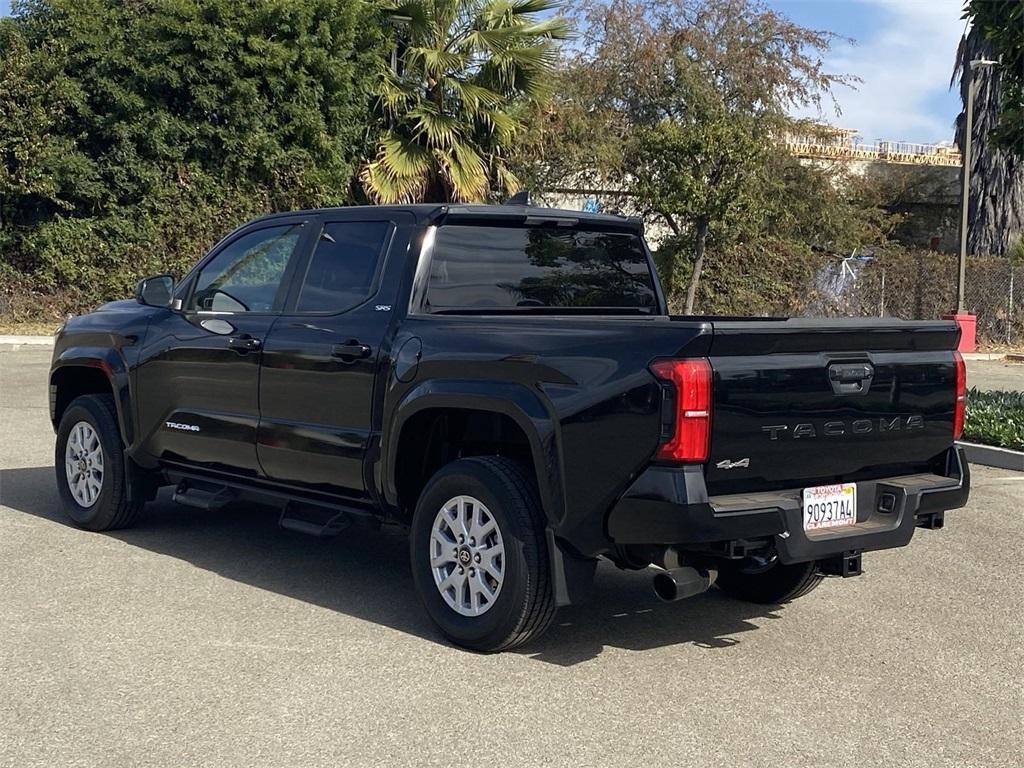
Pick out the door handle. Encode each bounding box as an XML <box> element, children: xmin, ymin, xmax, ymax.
<box><xmin>331</xmin><ymin>340</ymin><xmax>372</xmax><ymax>362</ymax></box>
<box><xmin>228</xmin><ymin>335</ymin><xmax>262</xmax><ymax>352</ymax></box>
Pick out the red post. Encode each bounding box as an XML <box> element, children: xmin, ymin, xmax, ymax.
<box><xmin>943</xmin><ymin>313</ymin><xmax>977</xmax><ymax>352</ymax></box>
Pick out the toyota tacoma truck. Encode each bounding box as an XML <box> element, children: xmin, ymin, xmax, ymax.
<box><xmin>50</xmin><ymin>201</ymin><xmax>970</xmax><ymax>651</ymax></box>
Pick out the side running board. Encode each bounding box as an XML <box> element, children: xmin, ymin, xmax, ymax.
<box><xmin>165</xmin><ymin>469</ymin><xmax>382</xmax><ymax>538</ymax></box>
<box><xmin>172</xmin><ymin>481</ymin><xmax>236</xmax><ymax>511</ymax></box>
<box><xmin>279</xmin><ymin>500</ymin><xmax>381</xmax><ymax>538</ymax></box>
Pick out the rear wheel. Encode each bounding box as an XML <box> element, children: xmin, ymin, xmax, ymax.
<box><xmin>55</xmin><ymin>394</ymin><xmax>145</xmax><ymax>531</ymax></box>
<box><xmin>409</xmin><ymin>457</ymin><xmax>556</xmax><ymax>652</ymax></box>
<box><xmin>715</xmin><ymin>558</ymin><xmax>824</xmax><ymax>604</ymax></box>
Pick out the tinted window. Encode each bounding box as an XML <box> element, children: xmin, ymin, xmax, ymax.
<box><xmin>190</xmin><ymin>224</ymin><xmax>303</xmax><ymax>312</ymax></box>
<box><xmin>295</xmin><ymin>221</ymin><xmax>390</xmax><ymax>312</ymax></box>
<box><xmin>425</xmin><ymin>226</ymin><xmax>657</xmax><ymax>312</ymax></box>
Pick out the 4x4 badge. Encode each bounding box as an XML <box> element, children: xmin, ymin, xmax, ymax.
<box><xmin>716</xmin><ymin>458</ymin><xmax>750</xmax><ymax>469</ymax></box>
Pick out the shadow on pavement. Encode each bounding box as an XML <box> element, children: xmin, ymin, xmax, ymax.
<box><xmin>1</xmin><ymin>465</ymin><xmax>782</xmax><ymax>665</ymax></box>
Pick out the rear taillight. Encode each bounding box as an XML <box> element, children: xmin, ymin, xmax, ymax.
<box><xmin>953</xmin><ymin>351</ymin><xmax>966</xmax><ymax>440</ymax></box>
<box><xmin>649</xmin><ymin>358</ymin><xmax>712</xmax><ymax>463</ymax></box>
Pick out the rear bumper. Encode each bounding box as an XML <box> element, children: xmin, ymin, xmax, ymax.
<box><xmin>606</xmin><ymin>448</ymin><xmax>970</xmax><ymax>563</ymax></box>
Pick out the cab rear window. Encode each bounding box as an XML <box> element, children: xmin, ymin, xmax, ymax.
<box><xmin>424</xmin><ymin>225</ymin><xmax>658</xmax><ymax>313</ymax></box>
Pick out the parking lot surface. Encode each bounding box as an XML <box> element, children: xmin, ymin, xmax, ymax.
<box><xmin>966</xmin><ymin>358</ymin><xmax>1024</xmax><ymax>392</ymax></box>
<box><xmin>1</xmin><ymin>347</ymin><xmax>1021</xmax><ymax>767</ymax></box>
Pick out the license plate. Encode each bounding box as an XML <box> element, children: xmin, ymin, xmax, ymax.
<box><xmin>802</xmin><ymin>483</ymin><xmax>857</xmax><ymax>531</ymax></box>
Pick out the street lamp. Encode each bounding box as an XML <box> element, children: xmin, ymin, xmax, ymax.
<box><xmin>957</xmin><ymin>57</ymin><xmax>998</xmax><ymax>313</ymax></box>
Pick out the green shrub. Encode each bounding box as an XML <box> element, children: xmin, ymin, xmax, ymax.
<box><xmin>0</xmin><ymin>0</ymin><xmax>384</xmax><ymax>316</ymax></box>
<box><xmin>962</xmin><ymin>388</ymin><xmax>1024</xmax><ymax>451</ymax></box>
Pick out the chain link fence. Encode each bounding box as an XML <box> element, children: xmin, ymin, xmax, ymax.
<box><xmin>805</xmin><ymin>252</ymin><xmax>1022</xmax><ymax>349</ymax></box>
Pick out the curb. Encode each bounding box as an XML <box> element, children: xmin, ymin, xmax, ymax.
<box><xmin>0</xmin><ymin>335</ymin><xmax>55</xmax><ymax>351</ymax></box>
<box><xmin>957</xmin><ymin>441</ymin><xmax>1024</xmax><ymax>472</ymax></box>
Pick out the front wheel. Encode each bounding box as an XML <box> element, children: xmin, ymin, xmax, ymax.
<box><xmin>55</xmin><ymin>394</ymin><xmax>144</xmax><ymax>531</ymax></box>
<box><xmin>409</xmin><ymin>457</ymin><xmax>556</xmax><ymax>652</ymax></box>
<box><xmin>715</xmin><ymin>558</ymin><xmax>824</xmax><ymax>604</ymax></box>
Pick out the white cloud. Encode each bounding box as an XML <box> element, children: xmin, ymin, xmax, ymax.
<box><xmin>799</xmin><ymin>0</ymin><xmax>967</xmax><ymax>145</ymax></box>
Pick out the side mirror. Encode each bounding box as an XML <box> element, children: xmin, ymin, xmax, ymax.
<box><xmin>135</xmin><ymin>274</ymin><xmax>175</xmax><ymax>308</ymax></box>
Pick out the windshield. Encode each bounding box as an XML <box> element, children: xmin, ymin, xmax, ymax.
<box><xmin>424</xmin><ymin>225</ymin><xmax>659</xmax><ymax>313</ymax></box>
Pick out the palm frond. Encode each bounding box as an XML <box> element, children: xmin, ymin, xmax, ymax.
<box><xmin>500</xmin><ymin>44</ymin><xmax>560</xmax><ymax>70</ymax></box>
<box><xmin>410</xmin><ymin>103</ymin><xmax>464</xmax><ymax>147</ymax></box>
<box><xmin>461</xmin><ymin>27</ymin><xmax>521</xmax><ymax>55</ymax></box>
<box><xmin>380</xmin><ymin>132</ymin><xmax>434</xmax><ymax>176</ymax></box>
<box><xmin>377</xmin><ymin>72</ymin><xmax>413</xmax><ymax>115</ymax></box>
<box><xmin>381</xmin><ymin>0</ymin><xmax>431</xmax><ymax>35</ymax></box>
<box><xmin>405</xmin><ymin>46</ymin><xmax>467</xmax><ymax>74</ymax></box>
<box><xmin>515</xmin><ymin>17</ymin><xmax>572</xmax><ymax>40</ymax></box>
<box><xmin>505</xmin><ymin>0</ymin><xmax>563</xmax><ymax>16</ymax></box>
<box><xmin>495</xmin><ymin>162</ymin><xmax>521</xmax><ymax>196</ymax></box>
<box><xmin>478</xmin><ymin>108</ymin><xmax>519</xmax><ymax>142</ymax></box>
<box><xmin>361</xmin><ymin>132</ymin><xmax>432</xmax><ymax>203</ymax></box>
<box><xmin>438</xmin><ymin>140</ymin><xmax>488</xmax><ymax>201</ymax></box>
<box><xmin>449</xmin><ymin>79</ymin><xmax>504</xmax><ymax>112</ymax></box>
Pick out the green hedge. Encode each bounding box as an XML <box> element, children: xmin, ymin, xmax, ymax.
<box><xmin>0</xmin><ymin>0</ymin><xmax>383</xmax><ymax>318</ymax></box>
<box><xmin>963</xmin><ymin>388</ymin><xmax>1024</xmax><ymax>451</ymax></box>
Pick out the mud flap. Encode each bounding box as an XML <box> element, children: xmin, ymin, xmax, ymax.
<box><xmin>547</xmin><ymin>529</ymin><xmax>598</xmax><ymax>607</ymax></box>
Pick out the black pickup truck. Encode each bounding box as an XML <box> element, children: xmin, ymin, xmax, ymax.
<box><xmin>50</xmin><ymin>202</ymin><xmax>970</xmax><ymax>651</ymax></box>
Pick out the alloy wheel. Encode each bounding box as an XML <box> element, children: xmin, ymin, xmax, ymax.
<box><xmin>65</xmin><ymin>421</ymin><xmax>104</xmax><ymax>507</ymax></box>
<box><xmin>429</xmin><ymin>495</ymin><xmax>505</xmax><ymax>617</ymax></box>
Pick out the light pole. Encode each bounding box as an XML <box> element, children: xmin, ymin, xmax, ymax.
<box><xmin>957</xmin><ymin>57</ymin><xmax>998</xmax><ymax>313</ymax></box>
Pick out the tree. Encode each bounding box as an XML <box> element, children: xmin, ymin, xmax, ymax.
<box><xmin>954</xmin><ymin>1</ymin><xmax>1024</xmax><ymax>257</ymax></box>
<box><xmin>0</xmin><ymin>18</ymin><xmax>92</xmax><ymax>255</ymax></box>
<box><xmin>360</xmin><ymin>0</ymin><xmax>569</xmax><ymax>204</ymax></box>
<box><xmin>962</xmin><ymin>0</ymin><xmax>1024</xmax><ymax>154</ymax></box>
<box><xmin>515</xmin><ymin>0</ymin><xmax>851</xmax><ymax>312</ymax></box>
<box><xmin>689</xmin><ymin>153</ymin><xmax>897</xmax><ymax>317</ymax></box>
<box><xmin>628</xmin><ymin>95</ymin><xmax>766</xmax><ymax>313</ymax></box>
<box><xmin>0</xmin><ymin>0</ymin><xmax>383</xmax><ymax>310</ymax></box>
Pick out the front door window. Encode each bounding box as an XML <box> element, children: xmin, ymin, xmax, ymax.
<box><xmin>189</xmin><ymin>224</ymin><xmax>303</xmax><ymax>313</ymax></box>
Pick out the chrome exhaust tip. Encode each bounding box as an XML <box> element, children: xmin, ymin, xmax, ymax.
<box><xmin>652</xmin><ymin>566</ymin><xmax>714</xmax><ymax>602</ymax></box>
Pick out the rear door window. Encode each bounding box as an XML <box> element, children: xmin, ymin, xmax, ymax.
<box><xmin>424</xmin><ymin>225</ymin><xmax>658</xmax><ymax>312</ymax></box>
<box><xmin>295</xmin><ymin>221</ymin><xmax>391</xmax><ymax>313</ymax></box>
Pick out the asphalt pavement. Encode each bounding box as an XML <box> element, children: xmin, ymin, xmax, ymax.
<box><xmin>965</xmin><ymin>358</ymin><xmax>1024</xmax><ymax>392</ymax></box>
<box><xmin>1</xmin><ymin>347</ymin><xmax>1022</xmax><ymax>768</ymax></box>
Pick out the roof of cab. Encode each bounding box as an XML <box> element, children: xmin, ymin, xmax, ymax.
<box><xmin>253</xmin><ymin>202</ymin><xmax>644</xmax><ymax>232</ymax></box>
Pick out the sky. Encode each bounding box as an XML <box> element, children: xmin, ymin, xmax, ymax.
<box><xmin>764</xmin><ymin>0</ymin><xmax>968</xmax><ymax>145</ymax></box>
<box><xmin>0</xmin><ymin>0</ymin><xmax>967</xmax><ymax>145</ymax></box>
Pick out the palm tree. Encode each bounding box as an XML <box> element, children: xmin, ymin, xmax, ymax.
<box><xmin>361</xmin><ymin>0</ymin><xmax>569</xmax><ymax>204</ymax></box>
<box><xmin>954</xmin><ymin>3</ymin><xmax>1024</xmax><ymax>256</ymax></box>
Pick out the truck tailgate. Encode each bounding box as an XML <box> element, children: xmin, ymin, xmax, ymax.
<box><xmin>703</xmin><ymin>319</ymin><xmax>960</xmax><ymax>494</ymax></box>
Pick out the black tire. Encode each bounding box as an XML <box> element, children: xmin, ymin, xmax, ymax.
<box><xmin>409</xmin><ymin>457</ymin><xmax>556</xmax><ymax>652</ymax></box>
<box><xmin>55</xmin><ymin>394</ymin><xmax>145</xmax><ymax>531</ymax></box>
<box><xmin>715</xmin><ymin>558</ymin><xmax>824</xmax><ymax>604</ymax></box>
